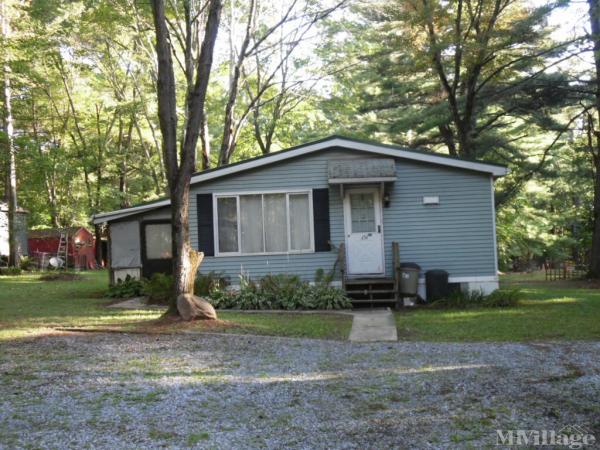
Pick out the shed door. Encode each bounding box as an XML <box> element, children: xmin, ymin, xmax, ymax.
<box><xmin>141</xmin><ymin>221</ymin><xmax>173</xmax><ymax>278</ymax></box>
<box><xmin>343</xmin><ymin>187</ymin><xmax>385</xmax><ymax>275</ymax></box>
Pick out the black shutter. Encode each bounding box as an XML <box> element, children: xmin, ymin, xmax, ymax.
<box><xmin>196</xmin><ymin>194</ymin><xmax>214</xmax><ymax>256</ymax></box>
<box><xmin>312</xmin><ymin>188</ymin><xmax>331</xmax><ymax>252</ymax></box>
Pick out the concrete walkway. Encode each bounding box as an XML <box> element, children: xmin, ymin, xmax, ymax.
<box><xmin>349</xmin><ymin>308</ymin><xmax>398</xmax><ymax>342</ymax></box>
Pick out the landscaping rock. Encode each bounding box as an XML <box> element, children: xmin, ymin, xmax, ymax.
<box><xmin>176</xmin><ymin>293</ymin><xmax>217</xmax><ymax>320</ymax></box>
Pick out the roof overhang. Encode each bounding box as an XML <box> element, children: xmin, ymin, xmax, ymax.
<box><xmin>92</xmin><ymin>199</ymin><xmax>170</xmax><ymax>224</ymax></box>
<box><xmin>328</xmin><ymin>158</ymin><xmax>397</xmax><ymax>185</ymax></box>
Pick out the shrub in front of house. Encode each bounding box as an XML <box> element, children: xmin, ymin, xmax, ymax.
<box><xmin>431</xmin><ymin>288</ymin><xmax>522</xmax><ymax>309</ymax></box>
<box><xmin>0</xmin><ymin>266</ymin><xmax>22</xmax><ymax>276</ymax></box>
<box><xmin>108</xmin><ymin>269</ymin><xmax>350</xmax><ymax>309</ymax></box>
<box><xmin>107</xmin><ymin>275</ymin><xmax>144</xmax><ymax>298</ymax></box>
<box><xmin>142</xmin><ymin>273</ymin><xmax>174</xmax><ymax>304</ymax></box>
<box><xmin>483</xmin><ymin>288</ymin><xmax>521</xmax><ymax>307</ymax></box>
<box><xmin>208</xmin><ymin>271</ymin><xmax>351</xmax><ymax>310</ymax></box>
<box><xmin>194</xmin><ymin>271</ymin><xmax>229</xmax><ymax>296</ymax></box>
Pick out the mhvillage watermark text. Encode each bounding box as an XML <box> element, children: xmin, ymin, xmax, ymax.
<box><xmin>496</xmin><ymin>425</ymin><xmax>596</xmax><ymax>449</ymax></box>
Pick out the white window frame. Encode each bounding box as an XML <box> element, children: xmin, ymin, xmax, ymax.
<box><xmin>213</xmin><ymin>189</ymin><xmax>315</xmax><ymax>257</ymax></box>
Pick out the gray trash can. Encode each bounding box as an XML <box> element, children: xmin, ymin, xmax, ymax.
<box><xmin>399</xmin><ymin>262</ymin><xmax>421</xmax><ymax>295</ymax></box>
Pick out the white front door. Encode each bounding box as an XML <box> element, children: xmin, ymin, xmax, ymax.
<box><xmin>343</xmin><ymin>187</ymin><xmax>385</xmax><ymax>275</ymax></box>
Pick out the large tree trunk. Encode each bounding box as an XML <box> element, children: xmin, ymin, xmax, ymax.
<box><xmin>151</xmin><ymin>0</ymin><xmax>222</xmax><ymax>315</ymax></box>
<box><xmin>1</xmin><ymin>0</ymin><xmax>18</xmax><ymax>267</ymax></box>
<box><xmin>170</xmin><ymin>183</ymin><xmax>193</xmax><ymax>305</ymax></box>
<box><xmin>588</xmin><ymin>0</ymin><xmax>600</xmax><ymax>278</ymax></box>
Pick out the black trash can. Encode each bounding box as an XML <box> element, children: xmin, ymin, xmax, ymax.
<box><xmin>425</xmin><ymin>269</ymin><xmax>449</xmax><ymax>302</ymax></box>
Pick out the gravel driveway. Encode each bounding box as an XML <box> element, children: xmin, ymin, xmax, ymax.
<box><xmin>1</xmin><ymin>332</ymin><xmax>599</xmax><ymax>449</ymax></box>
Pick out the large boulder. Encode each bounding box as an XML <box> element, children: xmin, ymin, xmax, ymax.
<box><xmin>176</xmin><ymin>293</ymin><xmax>217</xmax><ymax>321</ymax></box>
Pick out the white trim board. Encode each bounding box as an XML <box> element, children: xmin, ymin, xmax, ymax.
<box><xmin>329</xmin><ymin>176</ymin><xmax>397</xmax><ymax>184</ymax></box>
<box><xmin>490</xmin><ymin>176</ymin><xmax>500</xmax><ymax>277</ymax></box>
<box><xmin>417</xmin><ymin>275</ymin><xmax>499</xmax><ymax>284</ymax></box>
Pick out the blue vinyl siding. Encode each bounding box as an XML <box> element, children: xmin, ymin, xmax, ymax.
<box><xmin>189</xmin><ymin>147</ymin><xmax>497</xmax><ymax>281</ymax></box>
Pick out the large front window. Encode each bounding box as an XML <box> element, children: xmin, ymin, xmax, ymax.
<box><xmin>215</xmin><ymin>191</ymin><xmax>313</xmax><ymax>255</ymax></box>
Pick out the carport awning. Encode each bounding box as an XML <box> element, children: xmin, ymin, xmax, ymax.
<box><xmin>328</xmin><ymin>158</ymin><xmax>396</xmax><ymax>184</ymax></box>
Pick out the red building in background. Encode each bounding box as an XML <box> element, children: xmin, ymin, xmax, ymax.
<box><xmin>28</xmin><ymin>227</ymin><xmax>96</xmax><ymax>269</ymax></box>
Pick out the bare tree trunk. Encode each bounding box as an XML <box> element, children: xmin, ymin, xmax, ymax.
<box><xmin>117</xmin><ymin>116</ymin><xmax>127</xmax><ymax>206</ymax></box>
<box><xmin>31</xmin><ymin>97</ymin><xmax>60</xmax><ymax>227</ymax></box>
<box><xmin>151</xmin><ymin>0</ymin><xmax>222</xmax><ymax>314</ymax></box>
<box><xmin>199</xmin><ymin>115</ymin><xmax>210</xmax><ymax>169</ymax></box>
<box><xmin>218</xmin><ymin>0</ymin><xmax>256</xmax><ymax>166</ymax></box>
<box><xmin>94</xmin><ymin>223</ymin><xmax>103</xmax><ymax>268</ymax></box>
<box><xmin>220</xmin><ymin>0</ymin><xmax>337</xmax><ymax>163</ymax></box>
<box><xmin>133</xmin><ymin>117</ymin><xmax>163</xmax><ymax>195</ymax></box>
<box><xmin>588</xmin><ymin>0</ymin><xmax>600</xmax><ymax>278</ymax></box>
<box><xmin>1</xmin><ymin>0</ymin><xmax>18</xmax><ymax>266</ymax></box>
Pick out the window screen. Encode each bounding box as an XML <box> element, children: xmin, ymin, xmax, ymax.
<box><xmin>217</xmin><ymin>197</ymin><xmax>238</xmax><ymax>253</ymax></box>
<box><xmin>240</xmin><ymin>195</ymin><xmax>264</xmax><ymax>253</ymax></box>
<box><xmin>145</xmin><ymin>223</ymin><xmax>172</xmax><ymax>259</ymax></box>
<box><xmin>289</xmin><ymin>194</ymin><xmax>311</xmax><ymax>251</ymax></box>
<box><xmin>264</xmin><ymin>194</ymin><xmax>287</xmax><ymax>252</ymax></box>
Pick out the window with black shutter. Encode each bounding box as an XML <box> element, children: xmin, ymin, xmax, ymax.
<box><xmin>196</xmin><ymin>193</ymin><xmax>214</xmax><ymax>256</ymax></box>
<box><xmin>312</xmin><ymin>188</ymin><xmax>330</xmax><ymax>252</ymax></box>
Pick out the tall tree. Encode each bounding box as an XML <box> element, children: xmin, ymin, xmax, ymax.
<box><xmin>216</xmin><ymin>0</ymin><xmax>344</xmax><ymax>165</ymax></box>
<box><xmin>13</xmin><ymin>0</ymin><xmax>168</xmax><ymax>229</ymax></box>
<box><xmin>150</xmin><ymin>0</ymin><xmax>222</xmax><ymax>313</ymax></box>
<box><xmin>1</xmin><ymin>0</ymin><xmax>18</xmax><ymax>266</ymax></box>
<box><xmin>323</xmin><ymin>0</ymin><xmax>577</xmax><ymax>160</ymax></box>
<box><xmin>587</xmin><ymin>0</ymin><xmax>600</xmax><ymax>277</ymax></box>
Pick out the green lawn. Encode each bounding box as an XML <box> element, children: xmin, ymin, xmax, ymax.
<box><xmin>4</xmin><ymin>269</ymin><xmax>599</xmax><ymax>343</ymax></box>
<box><xmin>395</xmin><ymin>274</ymin><xmax>600</xmax><ymax>342</ymax></box>
<box><xmin>0</xmin><ymin>270</ymin><xmax>351</xmax><ymax>341</ymax></box>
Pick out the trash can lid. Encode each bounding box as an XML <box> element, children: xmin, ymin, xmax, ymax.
<box><xmin>426</xmin><ymin>269</ymin><xmax>448</xmax><ymax>275</ymax></box>
<box><xmin>399</xmin><ymin>262</ymin><xmax>421</xmax><ymax>270</ymax></box>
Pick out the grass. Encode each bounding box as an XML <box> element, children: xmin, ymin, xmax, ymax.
<box><xmin>0</xmin><ymin>271</ymin><xmax>158</xmax><ymax>340</ymax></box>
<box><xmin>205</xmin><ymin>311</ymin><xmax>351</xmax><ymax>340</ymax></box>
<box><xmin>0</xmin><ymin>270</ymin><xmax>351</xmax><ymax>341</ymax></box>
<box><xmin>395</xmin><ymin>271</ymin><xmax>600</xmax><ymax>342</ymax></box>
<box><xmin>5</xmin><ymin>268</ymin><xmax>596</xmax><ymax>343</ymax></box>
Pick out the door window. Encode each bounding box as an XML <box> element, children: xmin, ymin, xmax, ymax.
<box><xmin>350</xmin><ymin>193</ymin><xmax>376</xmax><ymax>233</ymax></box>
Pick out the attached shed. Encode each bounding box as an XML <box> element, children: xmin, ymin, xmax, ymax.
<box><xmin>0</xmin><ymin>201</ymin><xmax>28</xmax><ymax>260</ymax></box>
<box><xmin>102</xmin><ymin>205</ymin><xmax>171</xmax><ymax>283</ymax></box>
<box><xmin>93</xmin><ymin>136</ymin><xmax>508</xmax><ymax>300</ymax></box>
